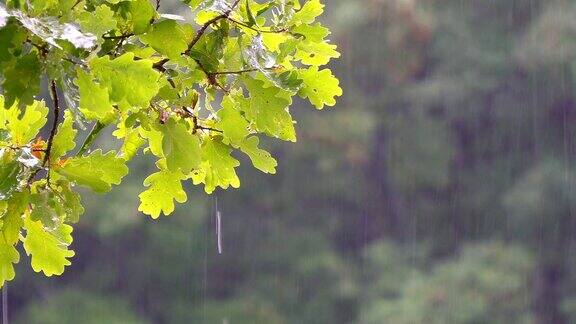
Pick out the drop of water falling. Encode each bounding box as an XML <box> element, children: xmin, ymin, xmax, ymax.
<box><xmin>0</xmin><ymin>5</ymin><xmax>8</xmax><ymax>28</ymax></box>
<box><xmin>17</xmin><ymin>148</ymin><xmax>40</xmax><ymax>168</ymax></box>
<box><xmin>160</xmin><ymin>14</ymin><xmax>186</xmax><ymax>21</ymax></box>
<box><xmin>0</xmin><ymin>4</ymin><xmax>96</xmax><ymax>50</ymax></box>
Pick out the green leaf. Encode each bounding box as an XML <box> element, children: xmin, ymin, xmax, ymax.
<box><xmin>0</xmin><ymin>22</ymin><xmax>27</xmax><ymax>68</ymax></box>
<box><xmin>184</xmin><ymin>0</ymin><xmax>203</xmax><ymax>9</ymax></box>
<box><xmin>242</xmin><ymin>77</ymin><xmax>296</xmax><ymax>142</ymax></box>
<box><xmin>192</xmin><ymin>140</ymin><xmax>240</xmax><ymax>194</ymax></box>
<box><xmin>56</xmin><ymin>181</ymin><xmax>84</xmax><ymax>224</ymax></box>
<box><xmin>217</xmin><ymin>95</ymin><xmax>249</xmax><ymax>146</ymax></box>
<box><xmin>140</xmin><ymin>20</ymin><xmax>188</xmax><ymax>60</ymax></box>
<box><xmin>76</xmin><ymin>69</ymin><xmax>116</xmax><ymax>122</ymax></box>
<box><xmin>29</xmin><ymin>191</ymin><xmax>60</xmax><ymax>229</ymax></box>
<box><xmin>295</xmin><ymin>41</ymin><xmax>340</xmax><ymax>66</ymax></box>
<box><xmin>297</xmin><ymin>67</ymin><xmax>342</xmax><ymax>109</ymax></box>
<box><xmin>1</xmin><ymin>191</ymin><xmax>27</xmax><ymax>245</ymax></box>
<box><xmin>55</xmin><ymin>150</ymin><xmax>128</xmax><ymax>193</ymax></box>
<box><xmin>0</xmin><ymin>236</ymin><xmax>18</xmax><ymax>288</ymax></box>
<box><xmin>23</xmin><ymin>216</ymin><xmax>74</xmax><ymax>277</ymax></box>
<box><xmin>139</xmin><ymin>126</ymin><xmax>164</xmax><ymax>157</ymax></box>
<box><xmin>89</xmin><ymin>53</ymin><xmax>161</xmax><ymax>111</ymax></box>
<box><xmin>0</xmin><ymin>152</ymin><xmax>20</xmax><ymax>200</ymax></box>
<box><xmin>78</xmin><ymin>4</ymin><xmax>117</xmax><ymax>39</ymax></box>
<box><xmin>51</xmin><ymin>110</ymin><xmax>77</xmax><ymax>160</ymax></box>
<box><xmin>290</xmin><ymin>0</ymin><xmax>324</xmax><ymax>25</ymax></box>
<box><xmin>292</xmin><ymin>23</ymin><xmax>330</xmax><ymax>42</ymax></box>
<box><xmin>245</xmin><ymin>0</ymin><xmax>258</xmax><ymax>27</ymax></box>
<box><xmin>138</xmin><ymin>169</ymin><xmax>187</xmax><ymax>218</ymax></box>
<box><xmin>4</xmin><ymin>100</ymin><xmax>48</xmax><ymax>146</ymax></box>
<box><xmin>2</xmin><ymin>53</ymin><xmax>42</xmax><ymax>108</ymax></box>
<box><xmin>161</xmin><ymin>119</ymin><xmax>201</xmax><ymax>173</ymax></box>
<box><xmin>127</xmin><ymin>0</ymin><xmax>156</xmax><ymax>34</ymax></box>
<box><xmin>240</xmin><ymin>136</ymin><xmax>277</xmax><ymax>174</ymax></box>
<box><xmin>115</xmin><ymin>126</ymin><xmax>145</xmax><ymax>161</ymax></box>
<box><xmin>262</xmin><ymin>33</ymin><xmax>289</xmax><ymax>53</ymax></box>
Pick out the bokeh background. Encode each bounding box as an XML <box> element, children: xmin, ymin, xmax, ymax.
<box><xmin>9</xmin><ymin>0</ymin><xmax>576</xmax><ymax>323</ymax></box>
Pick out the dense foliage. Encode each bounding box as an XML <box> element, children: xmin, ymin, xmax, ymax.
<box><xmin>0</xmin><ymin>0</ymin><xmax>341</xmax><ymax>286</ymax></box>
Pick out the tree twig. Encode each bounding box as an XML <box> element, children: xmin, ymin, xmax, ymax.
<box><xmin>211</xmin><ymin>67</ymin><xmax>279</xmax><ymax>75</ymax></box>
<box><xmin>71</xmin><ymin>0</ymin><xmax>83</xmax><ymax>10</ymax></box>
<box><xmin>44</xmin><ymin>81</ymin><xmax>60</xmax><ymax>169</ymax></box>
<box><xmin>226</xmin><ymin>17</ymin><xmax>288</xmax><ymax>34</ymax></box>
<box><xmin>28</xmin><ymin>80</ymin><xmax>60</xmax><ymax>184</ymax></box>
<box><xmin>102</xmin><ymin>33</ymin><xmax>134</xmax><ymax>40</ymax></box>
<box><xmin>184</xmin><ymin>0</ymin><xmax>242</xmax><ymax>55</ymax></box>
<box><xmin>194</xmin><ymin>59</ymin><xmax>229</xmax><ymax>93</ymax></box>
<box><xmin>197</xmin><ymin>126</ymin><xmax>223</xmax><ymax>133</ymax></box>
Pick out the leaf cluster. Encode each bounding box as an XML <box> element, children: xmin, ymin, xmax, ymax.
<box><xmin>0</xmin><ymin>0</ymin><xmax>341</xmax><ymax>285</ymax></box>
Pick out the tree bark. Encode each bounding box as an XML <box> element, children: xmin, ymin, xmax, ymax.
<box><xmin>533</xmin><ymin>263</ymin><xmax>567</xmax><ymax>324</ymax></box>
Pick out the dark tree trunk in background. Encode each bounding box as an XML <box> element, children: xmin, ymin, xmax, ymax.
<box><xmin>361</xmin><ymin>122</ymin><xmax>407</xmax><ymax>245</ymax></box>
<box><xmin>533</xmin><ymin>264</ymin><xmax>567</xmax><ymax>324</ymax></box>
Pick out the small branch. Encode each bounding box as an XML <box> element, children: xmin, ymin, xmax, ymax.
<box><xmin>184</xmin><ymin>0</ymin><xmax>241</xmax><ymax>55</ymax></box>
<box><xmin>76</xmin><ymin>122</ymin><xmax>106</xmax><ymax>156</ymax></box>
<box><xmin>185</xmin><ymin>14</ymin><xmax>227</xmax><ymax>55</ymax></box>
<box><xmin>155</xmin><ymin>0</ymin><xmax>161</xmax><ymax>10</ymax></box>
<box><xmin>149</xmin><ymin>0</ymin><xmax>241</xmax><ymax>72</ymax></box>
<box><xmin>28</xmin><ymin>39</ymin><xmax>87</xmax><ymax>67</ymax></box>
<box><xmin>152</xmin><ymin>58</ymin><xmax>169</xmax><ymax>71</ymax></box>
<box><xmin>211</xmin><ymin>66</ymin><xmax>279</xmax><ymax>75</ymax></box>
<box><xmin>70</xmin><ymin>0</ymin><xmax>82</xmax><ymax>10</ymax></box>
<box><xmin>44</xmin><ymin>81</ymin><xmax>60</xmax><ymax>167</ymax></box>
<box><xmin>196</xmin><ymin>126</ymin><xmax>223</xmax><ymax>133</ymax></box>
<box><xmin>191</xmin><ymin>115</ymin><xmax>222</xmax><ymax>134</ymax></box>
<box><xmin>102</xmin><ymin>33</ymin><xmax>134</xmax><ymax>40</ymax></box>
<box><xmin>194</xmin><ymin>59</ymin><xmax>229</xmax><ymax>93</ymax></box>
<box><xmin>226</xmin><ymin>17</ymin><xmax>289</xmax><ymax>34</ymax></box>
<box><xmin>211</xmin><ymin>68</ymin><xmax>258</xmax><ymax>75</ymax></box>
<box><xmin>28</xmin><ymin>81</ymin><xmax>60</xmax><ymax>184</ymax></box>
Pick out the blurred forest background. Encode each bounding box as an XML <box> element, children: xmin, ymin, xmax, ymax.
<box><xmin>9</xmin><ymin>0</ymin><xmax>576</xmax><ymax>323</ymax></box>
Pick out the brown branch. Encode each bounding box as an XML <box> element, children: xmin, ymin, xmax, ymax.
<box><xmin>150</xmin><ymin>0</ymin><xmax>241</xmax><ymax>72</ymax></box>
<box><xmin>226</xmin><ymin>17</ymin><xmax>289</xmax><ymax>34</ymax></box>
<box><xmin>28</xmin><ymin>80</ymin><xmax>60</xmax><ymax>184</ymax></box>
<box><xmin>43</xmin><ymin>80</ymin><xmax>60</xmax><ymax>169</ymax></box>
<box><xmin>197</xmin><ymin>126</ymin><xmax>223</xmax><ymax>133</ymax></box>
<box><xmin>184</xmin><ymin>0</ymin><xmax>241</xmax><ymax>55</ymax></box>
<box><xmin>191</xmin><ymin>115</ymin><xmax>222</xmax><ymax>134</ymax></box>
<box><xmin>70</xmin><ymin>0</ymin><xmax>83</xmax><ymax>10</ymax></box>
<box><xmin>211</xmin><ymin>66</ymin><xmax>279</xmax><ymax>75</ymax></box>
<box><xmin>102</xmin><ymin>33</ymin><xmax>134</xmax><ymax>40</ymax></box>
<box><xmin>211</xmin><ymin>68</ymin><xmax>258</xmax><ymax>75</ymax></box>
<box><xmin>152</xmin><ymin>58</ymin><xmax>169</xmax><ymax>71</ymax></box>
<box><xmin>184</xmin><ymin>14</ymin><xmax>227</xmax><ymax>55</ymax></box>
<box><xmin>194</xmin><ymin>59</ymin><xmax>229</xmax><ymax>93</ymax></box>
